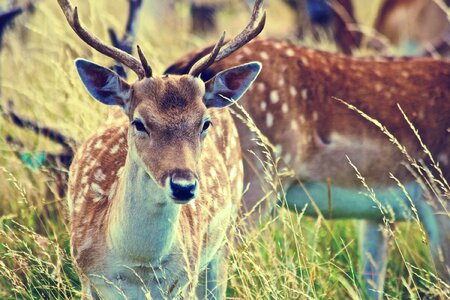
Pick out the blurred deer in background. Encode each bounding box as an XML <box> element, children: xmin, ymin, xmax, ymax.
<box><xmin>284</xmin><ymin>0</ymin><xmax>360</xmax><ymax>54</ymax></box>
<box><xmin>373</xmin><ymin>0</ymin><xmax>450</xmax><ymax>56</ymax></box>
<box><xmin>285</xmin><ymin>0</ymin><xmax>450</xmax><ymax>56</ymax></box>
<box><xmin>167</xmin><ymin>30</ymin><xmax>450</xmax><ymax>300</ymax></box>
<box><xmin>58</xmin><ymin>0</ymin><xmax>264</xmax><ymax>298</ymax></box>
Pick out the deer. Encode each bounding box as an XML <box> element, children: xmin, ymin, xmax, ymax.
<box><xmin>57</xmin><ymin>0</ymin><xmax>265</xmax><ymax>298</ymax></box>
<box><xmin>373</xmin><ymin>0</ymin><xmax>450</xmax><ymax>56</ymax></box>
<box><xmin>166</xmin><ymin>35</ymin><xmax>450</xmax><ymax>299</ymax></box>
<box><xmin>284</xmin><ymin>0</ymin><xmax>360</xmax><ymax>55</ymax></box>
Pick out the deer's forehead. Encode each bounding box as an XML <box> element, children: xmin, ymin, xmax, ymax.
<box><xmin>132</xmin><ymin>76</ymin><xmax>207</xmax><ymax>126</ymax></box>
<box><xmin>133</xmin><ymin>75</ymin><xmax>205</xmax><ymax>104</ymax></box>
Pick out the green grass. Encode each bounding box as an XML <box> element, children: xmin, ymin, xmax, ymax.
<box><xmin>0</xmin><ymin>0</ymin><xmax>448</xmax><ymax>299</ymax></box>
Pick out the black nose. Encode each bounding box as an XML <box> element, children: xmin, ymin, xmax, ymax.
<box><xmin>170</xmin><ymin>177</ymin><xmax>197</xmax><ymax>203</ymax></box>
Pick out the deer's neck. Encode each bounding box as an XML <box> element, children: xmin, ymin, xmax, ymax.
<box><xmin>107</xmin><ymin>156</ymin><xmax>180</xmax><ymax>264</ymax></box>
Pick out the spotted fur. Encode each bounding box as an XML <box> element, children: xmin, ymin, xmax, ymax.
<box><xmin>166</xmin><ymin>38</ymin><xmax>450</xmax><ymax>296</ymax></box>
<box><xmin>68</xmin><ymin>74</ymin><xmax>244</xmax><ymax>299</ymax></box>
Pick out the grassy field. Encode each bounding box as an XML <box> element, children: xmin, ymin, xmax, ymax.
<box><xmin>0</xmin><ymin>0</ymin><xmax>448</xmax><ymax>299</ymax></box>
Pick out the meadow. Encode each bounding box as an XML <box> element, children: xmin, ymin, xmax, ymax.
<box><xmin>0</xmin><ymin>0</ymin><xmax>448</xmax><ymax>299</ymax></box>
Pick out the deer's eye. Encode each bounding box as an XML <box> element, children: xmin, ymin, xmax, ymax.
<box><xmin>201</xmin><ymin>120</ymin><xmax>212</xmax><ymax>133</ymax></box>
<box><xmin>131</xmin><ymin>119</ymin><xmax>148</xmax><ymax>134</ymax></box>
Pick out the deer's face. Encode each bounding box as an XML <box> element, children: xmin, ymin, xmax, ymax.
<box><xmin>74</xmin><ymin>59</ymin><xmax>261</xmax><ymax>203</ymax></box>
<box><xmin>128</xmin><ymin>76</ymin><xmax>208</xmax><ymax>203</ymax></box>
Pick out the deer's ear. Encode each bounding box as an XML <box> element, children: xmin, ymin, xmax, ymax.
<box><xmin>204</xmin><ymin>62</ymin><xmax>261</xmax><ymax>108</ymax></box>
<box><xmin>75</xmin><ymin>59</ymin><xmax>131</xmax><ymax>107</ymax></box>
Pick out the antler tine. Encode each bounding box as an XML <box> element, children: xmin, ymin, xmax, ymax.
<box><xmin>215</xmin><ymin>0</ymin><xmax>266</xmax><ymax>61</ymax></box>
<box><xmin>57</xmin><ymin>0</ymin><xmax>146</xmax><ymax>79</ymax></box>
<box><xmin>188</xmin><ymin>0</ymin><xmax>266</xmax><ymax>76</ymax></box>
<box><xmin>137</xmin><ymin>45</ymin><xmax>152</xmax><ymax>78</ymax></box>
<box><xmin>189</xmin><ymin>31</ymin><xmax>226</xmax><ymax>77</ymax></box>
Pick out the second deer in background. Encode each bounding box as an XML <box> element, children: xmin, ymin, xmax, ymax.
<box><xmin>167</xmin><ymin>37</ymin><xmax>450</xmax><ymax>299</ymax></box>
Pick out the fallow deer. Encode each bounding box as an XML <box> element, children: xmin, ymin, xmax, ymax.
<box><xmin>285</xmin><ymin>0</ymin><xmax>360</xmax><ymax>55</ymax></box>
<box><xmin>58</xmin><ymin>0</ymin><xmax>265</xmax><ymax>298</ymax></box>
<box><xmin>166</xmin><ymin>38</ymin><xmax>450</xmax><ymax>298</ymax></box>
<box><xmin>374</xmin><ymin>0</ymin><xmax>450</xmax><ymax>56</ymax></box>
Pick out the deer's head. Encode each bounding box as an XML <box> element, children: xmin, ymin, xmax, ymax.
<box><xmin>58</xmin><ymin>0</ymin><xmax>265</xmax><ymax>203</ymax></box>
<box><xmin>75</xmin><ymin>59</ymin><xmax>260</xmax><ymax>203</ymax></box>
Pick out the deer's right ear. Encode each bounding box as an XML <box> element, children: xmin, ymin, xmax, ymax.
<box><xmin>75</xmin><ymin>59</ymin><xmax>131</xmax><ymax>107</ymax></box>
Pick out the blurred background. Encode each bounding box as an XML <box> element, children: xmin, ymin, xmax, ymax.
<box><xmin>0</xmin><ymin>0</ymin><xmax>449</xmax><ymax>298</ymax></box>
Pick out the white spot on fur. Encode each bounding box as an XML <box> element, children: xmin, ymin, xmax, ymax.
<box><xmin>301</xmin><ymin>89</ymin><xmax>308</xmax><ymax>100</ymax></box>
<box><xmin>257</xmin><ymin>82</ymin><xmax>266</xmax><ymax>92</ymax></box>
<box><xmin>289</xmin><ymin>86</ymin><xmax>297</xmax><ymax>97</ymax></box>
<box><xmin>94</xmin><ymin>140</ymin><xmax>103</xmax><ymax>149</ymax></box>
<box><xmin>312</xmin><ymin>111</ymin><xmax>319</xmax><ymax>121</ymax></box>
<box><xmin>260</xmin><ymin>51</ymin><xmax>269</xmax><ymax>60</ymax></box>
<box><xmin>94</xmin><ymin>169</ymin><xmax>106</xmax><ymax>182</ymax></box>
<box><xmin>274</xmin><ymin>42</ymin><xmax>282</xmax><ymax>49</ymax></box>
<box><xmin>282</xmin><ymin>103</ymin><xmax>289</xmax><ymax>113</ymax></box>
<box><xmin>91</xmin><ymin>182</ymin><xmax>104</xmax><ymax>196</ymax></box>
<box><xmin>110</xmin><ymin>144</ymin><xmax>120</xmax><ymax>154</ymax></box>
<box><xmin>285</xmin><ymin>48</ymin><xmax>295</xmax><ymax>57</ymax></box>
<box><xmin>278</xmin><ymin>77</ymin><xmax>285</xmax><ymax>86</ymax></box>
<box><xmin>266</xmin><ymin>113</ymin><xmax>274</xmax><ymax>128</ymax></box>
<box><xmin>299</xmin><ymin>115</ymin><xmax>305</xmax><ymax>124</ymax></box>
<box><xmin>291</xmin><ymin>120</ymin><xmax>298</xmax><ymax>130</ymax></box>
<box><xmin>270</xmin><ymin>90</ymin><xmax>279</xmax><ymax>103</ymax></box>
<box><xmin>243</xmin><ymin>47</ymin><xmax>252</xmax><ymax>55</ymax></box>
<box><xmin>261</xmin><ymin>101</ymin><xmax>267</xmax><ymax>111</ymax></box>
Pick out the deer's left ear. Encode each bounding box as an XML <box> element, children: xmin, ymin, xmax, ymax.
<box><xmin>204</xmin><ymin>62</ymin><xmax>262</xmax><ymax>108</ymax></box>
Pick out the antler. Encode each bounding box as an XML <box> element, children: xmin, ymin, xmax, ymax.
<box><xmin>189</xmin><ymin>0</ymin><xmax>266</xmax><ymax>77</ymax></box>
<box><xmin>57</xmin><ymin>0</ymin><xmax>151</xmax><ymax>80</ymax></box>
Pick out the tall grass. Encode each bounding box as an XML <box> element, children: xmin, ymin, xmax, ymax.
<box><xmin>0</xmin><ymin>0</ymin><xmax>448</xmax><ymax>299</ymax></box>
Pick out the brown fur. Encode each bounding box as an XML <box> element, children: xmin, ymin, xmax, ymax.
<box><xmin>166</xmin><ymin>37</ymin><xmax>450</xmax><ymax>227</ymax></box>
<box><xmin>68</xmin><ymin>75</ymin><xmax>243</xmax><ymax>296</ymax></box>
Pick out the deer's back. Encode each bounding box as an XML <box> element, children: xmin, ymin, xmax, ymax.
<box><xmin>167</xmin><ymin>39</ymin><xmax>450</xmax><ymax>186</ymax></box>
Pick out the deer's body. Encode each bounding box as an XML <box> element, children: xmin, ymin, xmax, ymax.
<box><xmin>69</xmin><ymin>98</ymin><xmax>243</xmax><ymax>298</ymax></box>
<box><xmin>166</xmin><ymin>38</ymin><xmax>450</xmax><ymax>298</ymax></box>
<box><xmin>58</xmin><ymin>0</ymin><xmax>264</xmax><ymax>298</ymax></box>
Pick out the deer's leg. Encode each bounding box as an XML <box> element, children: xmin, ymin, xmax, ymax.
<box><xmin>282</xmin><ymin>181</ymin><xmax>422</xmax><ymax>220</ymax></box>
<box><xmin>416</xmin><ymin>198</ymin><xmax>450</xmax><ymax>283</ymax></box>
<box><xmin>359</xmin><ymin>220</ymin><xmax>390</xmax><ymax>300</ymax></box>
<box><xmin>196</xmin><ymin>251</ymin><xmax>226</xmax><ymax>300</ymax></box>
<box><xmin>282</xmin><ymin>181</ymin><xmax>427</xmax><ymax>299</ymax></box>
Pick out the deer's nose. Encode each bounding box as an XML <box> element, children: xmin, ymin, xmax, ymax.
<box><xmin>169</xmin><ymin>172</ymin><xmax>198</xmax><ymax>203</ymax></box>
